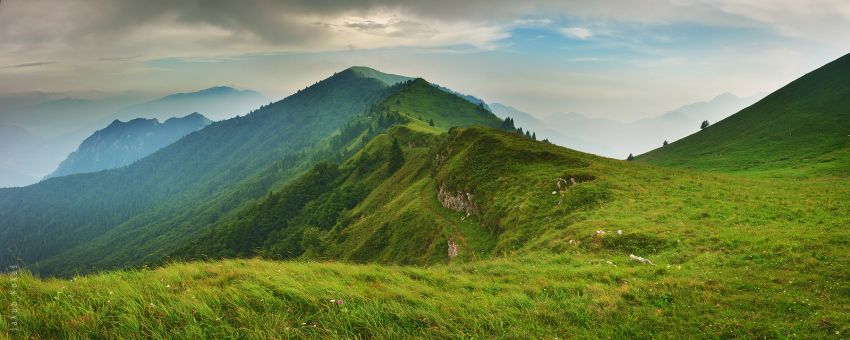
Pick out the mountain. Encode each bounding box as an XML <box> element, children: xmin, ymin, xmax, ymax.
<box><xmin>0</xmin><ymin>87</ymin><xmax>267</xmax><ymax>187</ymax></box>
<box><xmin>490</xmin><ymin>103</ymin><xmax>615</xmax><ymax>156</ymax></box>
<box><xmin>0</xmin><ymin>68</ymin><xmax>505</xmax><ymax>276</ymax></box>
<box><xmin>490</xmin><ymin>93</ymin><xmax>759</xmax><ymax>159</ymax></box>
<box><xmin>0</xmin><ymin>92</ymin><xmax>149</xmax><ymax>138</ymax></box>
<box><xmin>46</xmin><ymin>113</ymin><xmax>212</xmax><ymax>179</ymax></box>
<box><xmin>639</xmin><ymin>53</ymin><xmax>850</xmax><ymax>175</ymax></box>
<box><xmin>174</xmin><ymin>79</ymin><xmax>508</xmax><ymax>262</ymax></box>
<box><xmin>111</xmin><ymin>86</ymin><xmax>269</xmax><ymax>122</ymax></box>
<box><xmin>0</xmin><ymin>93</ymin><xmax>151</xmax><ymax>187</ymax></box>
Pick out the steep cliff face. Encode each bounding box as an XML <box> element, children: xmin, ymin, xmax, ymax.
<box><xmin>46</xmin><ymin>113</ymin><xmax>211</xmax><ymax>178</ymax></box>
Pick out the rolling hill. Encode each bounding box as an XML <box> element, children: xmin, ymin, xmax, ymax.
<box><xmin>46</xmin><ymin>113</ymin><xmax>212</xmax><ymax>179</ymax></box>
<box><xmin>639</xmin><ymin>53</ymin><xmax>850</xmax><ymax>176</ymax></box>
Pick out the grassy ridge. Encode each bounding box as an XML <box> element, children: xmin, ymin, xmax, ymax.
<box><xmin>639</xmin><ymin>53</ymin><xmax>850</xmax><ymax>176</ymax></box>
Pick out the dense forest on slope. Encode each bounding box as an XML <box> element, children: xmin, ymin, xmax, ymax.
<box><xmin>0</xmin><ymin>68</ymin><xmax>405</xmax><ymax>275</ymax></box>
<box><xmin>639</xmin><ymin>53</ymin><xmax>850</xmax><ymax>176</ymax></box>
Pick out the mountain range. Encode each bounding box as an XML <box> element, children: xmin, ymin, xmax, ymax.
<box><xmin>491</xmin><ymin>92</ymin><xmax>762</xmax><ymax>158</ymax></box>
<box><xmin>46</xmin><ymin>113</ymin><xmax>212</xmax><ymax>179</ymax></box>
<box><xmin>0</xmin><ymin>86</ymin><xmax>268</xmax><ymax>187</ymax></box>
<box><xmin>0</xmin><ymin>67</ymin><xmax>508</xmax><ymax>276</ymax></box>
<box><xmin>111</xmin><ymin>86</ymin><xmax>268</xmax><ymax>122</ymax></box>
<box><xmin>1</xmin><ymin>56</ymin><xmax>849</xmax><ymax>337</ymax></box>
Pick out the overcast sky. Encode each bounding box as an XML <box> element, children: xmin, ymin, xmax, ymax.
<box><xmin>1</xmin><ymin>0</ymin><xmax>848</xmax><ymax>121</ymax></box>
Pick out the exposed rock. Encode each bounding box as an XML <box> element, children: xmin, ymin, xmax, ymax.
<box><xmin>629</xmin><ymin>254</ymin><xmax>655</xmax><ymax>265</ymax></box>
<box><xmin>447</xmin><ymin>238</ymin><xmax>459</xmax><ymax>260</ymax></box>
<box><xmin>438</xmin><ymin>184</ymin><xmax>480</xmax><ymax>216</ymax></box>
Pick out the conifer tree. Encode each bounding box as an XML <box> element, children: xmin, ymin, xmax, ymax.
<box><xmin>387</xmin><ymin>138</ymin><xmax>405</xmax><ymax>174</ymax></box>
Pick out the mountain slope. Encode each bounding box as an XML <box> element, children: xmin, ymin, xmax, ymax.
<box><xmin>112</xmin><ymin>86</ymin><xmax>268</xmax><ymax>121</ymax></box>
<box><xmin>46</xmin><ymin>113</ymin><xmax>212</xmax><ymax>178</ymax></box>
<box><xmin>0</xmin><ymin>69</ymin><xmax>511</xmax><ymax>276</ymax></box>
<box><xmin>639</xmin><ymin>53</ymin><xmax>850</xmax><ymax>175</ymax></box>
<box><xmin>169</xmin><ymin>77</ymin><xmax>508</xmax><ymax>263</ymax></box>
<box><xmin>0</xmin><ymin>68</ymin><xmax>399</xmax><ymax>276</ymax></box>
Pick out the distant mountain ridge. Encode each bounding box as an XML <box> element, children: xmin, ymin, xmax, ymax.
<box><xmin>112</xmin><ymin>86</ymin><xmax>269</xmax><ymax>122</ymax></box>
<box><xmin>46</xmin><ymin>113</ymin><xmax>212</xmax><ymax>179</ymax></box>
<box><xmin>491</xmin><ymin>92</ymin><xmax>761</xmax><ymax>158</ymax></box>
<box><xmin>0</xmin><ymin>87</ymin><xmax>268</xmax><ymax>187</ymax></box>
<box><xmin>489</xmin><ymin>103</ymin><xmax>615</xmax><ymax>156</ymax></box>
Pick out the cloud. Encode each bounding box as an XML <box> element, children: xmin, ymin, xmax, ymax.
<box><xmin>5</xmin><ymin>62</ymin><xmax>56</xmax><ymax>69</ymax></box>
<box><xmin>8</xmin><ymin>61</ymin><xmax>56</xmax><ymax>68</ymax></box>
<box><xmin>514</xmin><ymin>18</ymin><xmax>553</xmax><ymax>26</ymax></box>
<box><xmin>559</xmin><ymin>27</ymin><xmax>593</xmax><ymax>40</ymax></box>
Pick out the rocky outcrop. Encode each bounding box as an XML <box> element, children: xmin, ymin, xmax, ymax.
<box><xmin>437</xmin><ymin>184</ymin><xmax>479</xmax><ymax>216</ymax></box>
<box><xmin>447</xmin><ymin>238</ymin><xmax>459</xmax><ymax>260</ymax></box>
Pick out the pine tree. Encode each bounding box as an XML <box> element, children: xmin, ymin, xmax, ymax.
<box><xmin>700</xmin><ymin>120</ymin><xmax>710</xmax><ymax>129</ymax></box>
<box><xmin>626</xmin><ymin>153</ymin><xmax>635</xmax><ymax>161</ymax></box>
<box><xmin>525</xmin><ymin>130</ymin><xmax>531</xmax><ymax>138</ymax></box>
<box><xmin>387</xmin><ymin>138</ymin><xmax>405</xmax><ymax>174</ymax></box>
<box><xmin>428</xmin><ymin>119</ymin><xmax>435</xmax><ymax>127</ymax></box>
<box><xmin>663</xmin><ymin>140</ymin><xmax>669</xmax><ymax>146</ymax></box>
<box><xmin>532</xmin><ymin>132</ymin><xmax>537</xmax><ymax>141</ymax></box>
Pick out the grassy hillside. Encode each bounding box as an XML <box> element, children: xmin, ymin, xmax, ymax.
<box><xmin>639</xmin><ymin>53</ymin><xmax>850</xmax><ymax>176</ymax></box>
<box><xmin>3</xmin><ymin>126</ymin><xmax>848</xmax><ymax>337</ymax></box>
<box><xmin>377</xmin><ymin>78</ymin><xmax>504</xmax><ymax>131</ymax></box>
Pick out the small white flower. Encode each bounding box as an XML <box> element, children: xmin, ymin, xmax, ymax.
<box><xmin>330</xmin><ymin>299</ymin><xmax>336</xmax><ymax>303</ymax></box>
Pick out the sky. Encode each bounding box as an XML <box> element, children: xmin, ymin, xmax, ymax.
<box><xmin>1</xmin><ymin>0</ymin><xmax>849</xmax><ymax>121</ymax></box>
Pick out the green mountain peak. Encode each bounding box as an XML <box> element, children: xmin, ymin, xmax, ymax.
<box><xmin>342</xmin><ymin>66</ymin><xmax>412</xmax><ymax>86</ymax></box>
